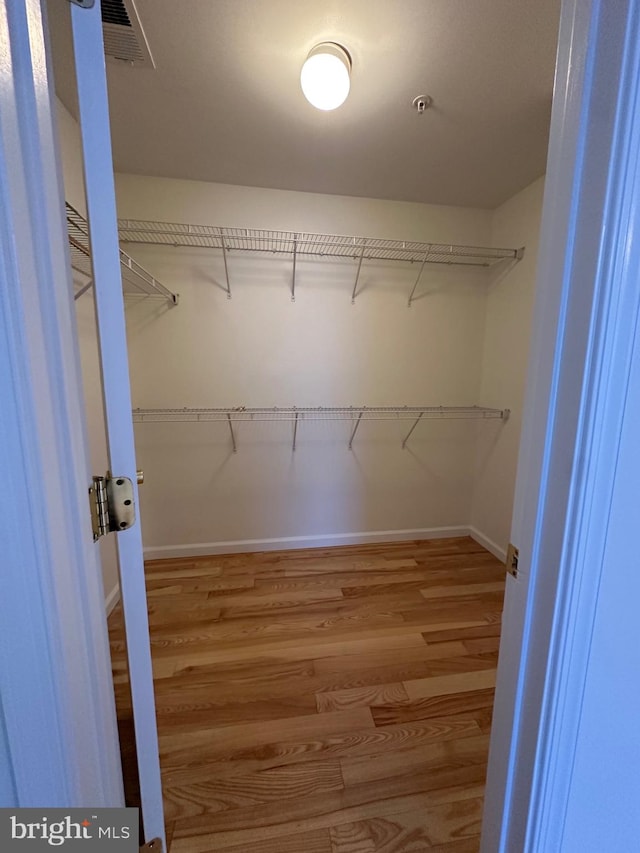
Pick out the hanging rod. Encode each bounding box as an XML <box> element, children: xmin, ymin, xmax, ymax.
<box><xmin>117</xmin><ymin>219</ymin><xmax>524</xmax><ymax>304</ymax></box>
<box><xmin>132</xmin><ymin>405</ymin><xmax>510</xmax><ymax>451</ymax></box>
<box><xmin>66</xmin><ymin>203</ymin><xmax>179</xmax><ymax>306</ymax></box>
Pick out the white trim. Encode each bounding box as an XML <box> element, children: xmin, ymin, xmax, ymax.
<box><xmin>0</xmin><ymin>0</ymin><xmax>122</xmax><ymax>806</ymax></box>
<box><xmin>143</xmin><ymin>526</ymin><xmax>470</xmax><ymax>560</ymax></box>
<box><xmin>105</xmin><ymin>584</ymin><xmax>121</xmax><ymax>616</ymax></box>
<box><xmin>468</xmin><ymin>527</ymin><xmax>507</xmax><ymax>563</ymax></box>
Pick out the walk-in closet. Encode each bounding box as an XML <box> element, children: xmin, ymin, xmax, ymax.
<box><xmin>47</xmin><ymin>1</ymin><xmax>560</xmax><ymax>850</ymax></box>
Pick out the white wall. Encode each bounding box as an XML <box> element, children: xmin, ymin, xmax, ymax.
<box><xmin>56</xmin><ymin>98</ymin><xmax>120</xmax><ymax>610</ymax></box>
<box><xmin>115</xmin><ymin>174</ymin><xmax>516</xmax><ymax>556</ymax></box>
<box><xmin>470</xmin><ymin>177</ymin><xmax>545</xmax><ymax>558</ymax></box>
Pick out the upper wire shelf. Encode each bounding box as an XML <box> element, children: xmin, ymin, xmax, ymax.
<box><xmin>66</xmin><ymin>204</ymin><xmax>179</xmax><ymax>306</ymax></box>
<box><xmin>132</xmin><ymin>405</ymin><xmax>510</xmax><ymax>451</ymax></box>
<box><xmin>132</xmin><ymin>405</ymin><xmax>508</xmax><ymax>423</ymax></box>
<box><xmin>118</xmin><ymin>221</ymin><xmax>519</xmax><ymax>265</ymax></box>
<box><xmin>118</xmin><ymin>219</ymin><xmax>524</xmax><ymax>305</ymax></box>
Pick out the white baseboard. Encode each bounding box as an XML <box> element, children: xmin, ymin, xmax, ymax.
<box><xmin>143</xmin><ymin>525</ymin><xmax>470</xmax><ymax>561</ymax></box>
<box><xmin>104</xmin><ymin>583</ymin><xmax>120</xmax><ymax>616</ymax></box>
<box><xmin>469</xmin><ymin>526</ymin><xmax>508</xmax><ymax>563</ymax></box>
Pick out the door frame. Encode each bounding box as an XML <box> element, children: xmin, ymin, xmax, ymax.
<box><xmin>482</xmin><ymin>0</ymin><xmax>640</xmax><ymax>849</ymax></box>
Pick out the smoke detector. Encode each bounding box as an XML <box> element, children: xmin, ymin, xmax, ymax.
<box><xmin>101</xmin><ymin>0</ymin><xmax>154</xmax><ymax>67</ymax></box>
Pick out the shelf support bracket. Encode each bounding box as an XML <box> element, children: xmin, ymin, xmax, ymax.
<box><xmin>408</xmin><ymin>249</ymin><xmax>431</xmax><ymax>306</ymax></box>
<box><xmin>220</xmin><ymin>232</ymin><xmax>231</xmax><ymax>299</ymax></box>
<box><xmin>74</xmin><ymin>279</ymin><xmax>94</xmax><ymax>301</ymax></box>
<box><xmin>351</xmin><ymin>242</ymin><xmax>367</xmax><ymax>304</ymax></box>
<box><xmin>291</xmin><ymin>237</ymin><xmax>297</xmax><ymax>302</ymax></box>
<box><xmin>292</xmin><ymin>410</ymin><xmax>299</xmax><ymax>451</ymax></box>
<box><xmin>226</xmin><ymin>413</ymin><xmax>237</xmax><ymax>453</ymax></box>
<box><xmin>348</xmin><ymin>411</ymin><xmax>364</xmax><ymax>449</ymax></box>
<box><xmin>402</xmin><ymin>412</ymin><xmax>424</xmax><ymax>448</ymax></box>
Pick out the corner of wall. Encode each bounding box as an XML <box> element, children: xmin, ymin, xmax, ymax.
<box><xmin>470</xmin><ymin>176</ymin><xmax>546</xmax><ymax>554</ymax></box>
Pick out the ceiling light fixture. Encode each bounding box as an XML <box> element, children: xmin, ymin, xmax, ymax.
<box><xmin>300</xmin><ymin>42</ymin><xmax>351</xmax><ymax>111</ymax></box>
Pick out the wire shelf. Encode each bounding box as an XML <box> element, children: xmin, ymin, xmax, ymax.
<box><xmin>132</xmin><ymin>405</ymin><xmax>510</xmax><ymax>451</ymax></box>
<box><xmin>66</xmin><ymin>204</ymin><xmax>178</xmax><ymax>305</ymax></box>
<box><xmin>132</xmin><ymin>405</ymin><xmax>508</xmax><ymax>423</ymax></box>
<box><xmin>118</xmin><ymin>219</ymin><xmax>523</xmax><ymax>304</ymax></box>
<box><xmin>118</xmin><ymin>220</ymin><xmax>520</xmax><ymax>267</ymax></box>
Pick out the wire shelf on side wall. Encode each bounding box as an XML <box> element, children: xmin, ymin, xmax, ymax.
<box><xmin>66</xmin><ymin>203</ymin><xmax>179</xmax><ymax>306</ymax></box>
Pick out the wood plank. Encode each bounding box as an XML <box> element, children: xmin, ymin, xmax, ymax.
<box><xmin>314</xmin><ymin>654</ymin><xmax>498</xmax><ymax>697</ymax></box>
<box><xmin>340</xmin><ymin>733</ymin><xmax>490</xmax><ymax>787</ymax></box>
<box><xmin>146</xmin><ymin>577</ymin><xmax>255</xmax><ymax>595</ymax></box>
<box><xmin>462</xmin><ymin>636</ymin><xmax>501</xmax><ymax>655</ymax></box>
<box><xmin>371</xmin><ymin>689</ymin><xmax>495</xmax><ymax>728</ymax></box>
<box><xmin>220</xmin><ymin>557</ymin><xmax>420</xmax><ymax>579</ymax></box>
<box><xmin>263</xmin><ymin>571</ymin><xmax>433</xmax><ymax>594</ymax></box>
<box><xmin>145</xmin><ymin>584</ymin><xmax>183</xmax><ymax>597</ymax></box>
<box><xmin>329</xmin><ymin>821</ymin><xmax>376</xmax><ymax>853</ymax></box>
<box><xmin>159</xmin><ymin>708</ymin><xmax>374</xmax><ymax>769</ymax></box>
<box><xmin>144</xmin><ymin>564</ymin><xmax>223</xmax><ymax>580</ymax></box>
<box><xmin>422</xmin><ymin>623</ymin><xmax>502</xmax><ymax>644</ymax></box>
<box><xmin>165</xmin><ymin>632</ymin><xmax>430</xmax><ymax>674</ymax></box>
<box><xmin>404</xmin><ymin>669</ymin><xmax>497</xmax><ymax>701</ymax></box>
<box><xmin>205</xmin><ymin>827</ymin><xmax>333</xmax><ymax>853</ymax></box>
<box><xmin>218</xmin><ymin>588</ymin><xmax>347</xmax><ymax>619</ymax></box>
<box><xmin>157</xmin><ymin>693</ymin><xmax>318</xmax><ymax>732</ymax></box>
<box><xmin>400</xmin><ymin>599</ymin><xmax>505</xmax><ymax>628</ymax></box>
<box><xmin>163</xmin><ymin>759</ymin><xmax>344</xmax><ymax>820</ymax></box>
<box><xmin>316</xmin><ymin>683</ymin><xmax>409</xmax><ymax>713</ymax></box>
<box><xmin>159</xmin><ymin>657</ymin><xmax>316</xmax><ymax>690</ymax></box>
<box><xmin>335</xmin><ymin>812</ymin><xmax>482</xmax><ymax>853</ymax></box>
<box><xmin>312</xmin><ymin>641</ymin><xmax>467</xmax><ymax>674</ymax></box>
<box><xmin>419</xmin><ymin>581</ymin><xmax>506</xmax><ymax>600</ymax></box>
<box><xmin>341</xmin><ymin>569</ymin><xmax>505</xmax><ymax>599</ymax></box>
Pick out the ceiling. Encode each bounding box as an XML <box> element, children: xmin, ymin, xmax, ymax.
<box><xmin>48</xmin><ymin>0</ymin><xmax>560</xmax><ymax>209</ymax></box>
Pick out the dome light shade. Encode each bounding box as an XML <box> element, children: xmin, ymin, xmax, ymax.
<box><xmin>300</xmin><ymin>43</ymin><xmax>351</xmax><ymax>111</ymax></box>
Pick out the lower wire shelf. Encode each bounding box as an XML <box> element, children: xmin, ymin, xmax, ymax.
<box><xmin>132</xmin><ymin>405</ymin><xmax>510</xmax><ymax>452</ymax></box>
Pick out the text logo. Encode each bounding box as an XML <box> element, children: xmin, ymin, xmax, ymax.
<box><xmin>1</xmin><ymin>809</ymin><xmax>138</xmax><ymax>851</ymax></box>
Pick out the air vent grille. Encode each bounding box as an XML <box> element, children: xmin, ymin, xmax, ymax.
<box><xmin>101</xmin><ymin>0</ymin><xmax>132</xmax><ymax>28</ymax></box>
<box><xmin>100</xmin><ymin>0</ymin><xmax>154</xmax><ymax>68</ymax></box>
<box><xmin>103</xmin><ymin>25</ymin><xmax>145</xmax><ymax>62</ymax></box>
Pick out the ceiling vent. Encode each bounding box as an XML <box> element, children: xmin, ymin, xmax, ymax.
<box><xmin>101</xmin><ymin>0</ymin><xmax>154</xmax><ymax>68</ymax></box>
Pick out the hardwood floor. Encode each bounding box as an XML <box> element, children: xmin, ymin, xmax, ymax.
<box><xmin>108</xmin><ymin>536</ymin><xmax>505</xmax><ymax>852</ymax></box>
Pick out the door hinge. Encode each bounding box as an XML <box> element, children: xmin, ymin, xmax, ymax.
<box><xmin>506</xmin><ymin>543</ymin><xmax>519</xmax><ymax>579</ymax></box>
<box><xmin>89</xmin><ymin>474</ymin><xmax>136</xmax><ymax>541</ymax></box>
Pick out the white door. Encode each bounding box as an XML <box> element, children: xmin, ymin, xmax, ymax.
<box><xmin>66</xmin><ymin>1</ymin><xmax>165</xmax><ymax>846</ymax></box>
<box><xmin>1</xmin><ymin>0</ymin><xmax>163</xmax><ymax>841</ymax></box>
